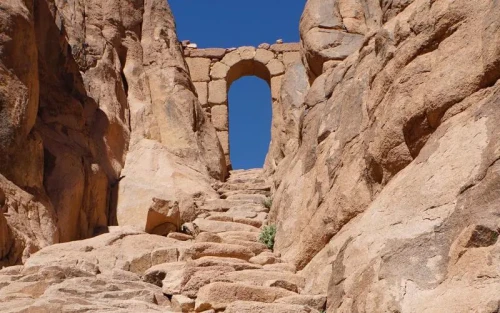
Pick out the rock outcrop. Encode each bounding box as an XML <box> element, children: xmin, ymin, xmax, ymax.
<box><xmin>268</xmin><ymin>0</ymin><xmax>500</xmax><ymax>312</ymax></box>
<box><xmin>0</xmin><ymin>0</ymin><xmax>224</xmax><ymax>265</ymax></box>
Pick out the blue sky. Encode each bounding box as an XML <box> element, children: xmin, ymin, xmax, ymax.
<box><xmin>169</xmin><ymin>0</ymin><xmax>305</xmax><ymax>169</ymax></box>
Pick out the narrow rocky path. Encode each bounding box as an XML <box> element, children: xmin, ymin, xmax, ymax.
<box><xmin>0</xmin><ymin>169</ymin><xmax>326</xmax><ymax>312</ymax></box>
<box><xmin>151</xmin><ymin>168</ymin><xmax>326</xmax><ymax>312</ymax></box>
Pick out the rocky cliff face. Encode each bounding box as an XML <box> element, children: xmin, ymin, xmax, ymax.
<box><xmin>269</xmin><ymin>0</ymin><xmax>500</xmax><ymax>311</ymax></box>
<box><xmin>0</xmin><ymin>0</ymin><xmax>224</xmax><ymax>266</ymax></box>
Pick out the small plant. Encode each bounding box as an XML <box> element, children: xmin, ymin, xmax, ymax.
<box><xmin>259</xmin><ymin>224</ymin><xmax>277</xmax><ymax>250</ymax></box>
<box><xmin>262</xmin><ymin>197</ymin><xmax>273</xmax><ymax>209</ymax></box>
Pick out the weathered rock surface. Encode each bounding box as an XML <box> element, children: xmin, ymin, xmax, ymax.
<box><xmin>268</xmin><ymin>0</ymin><xmax>500</xmax><ymax>312</ymax></box>
<box><xmin>225</xmin><ymin>301</ymin><xmax>320</xmax><ymax>313</ymax></box>
<box><xmin>195</xmin><ymin>282</ymin><xmax>297</xmax><ymax>311</ymax></box>
<box><xmin>24</xmin><ymin>228</ymin><xmax>191</xmax><ymax>275</ymax></box>
<box><xmin>2</xmin><ymin>0</ymin><xmax>500</xmax><ymax>312</ymax></box>
<box><xmin>299</xmin><ymin>0</ymin><xmax>407</xmax><ymax>79</ymax></box>
<box><xmin>265</xmin><ymin>60</ymin><xmax>309</xmax><ymax>171</ymax></box>
<box><xmin>0</xmin><ymin>0</ymin><xmax>224</xmax><ymax>266</ymax></box>
<box><xmin>0</xmin><ymin>169</ymin><xmax>327</xmax><ymax>311</ymax></box>
<box><xmin>0</xmin><ymin>265</ymin><xmax>173</xmax><ymax>312</ymax></box>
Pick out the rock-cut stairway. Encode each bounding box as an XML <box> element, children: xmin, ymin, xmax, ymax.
<box><xmin>145</xmin><ymin>168</ymin><xmax>326</xmax><ymax>313</ymax></box>
<box><xmin>0</xmin><ymin>169</ymin><xmax>326</xmax><ymax>312</ymax></box>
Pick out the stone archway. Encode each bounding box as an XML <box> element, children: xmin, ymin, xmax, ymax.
<box><xmin>184</xmin><ymin>43</ymin><xmax>300</xmax><ymax>168</ymax></box>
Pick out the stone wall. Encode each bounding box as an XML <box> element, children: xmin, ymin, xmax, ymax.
<box><xmin>184</xmin><ymin>43</ymin><xmax>301</xmax><ymax>168</ymax></box>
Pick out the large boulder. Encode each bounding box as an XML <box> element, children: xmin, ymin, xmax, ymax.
<box><xmin>24</xmin><ymin>228</ymin><xmax>191</xmax><ymax>275</ymax></box>
<box><xmin>0</xmin><ymin>265</ymin><xmax>173</xmax><ymax>312</ymax></box>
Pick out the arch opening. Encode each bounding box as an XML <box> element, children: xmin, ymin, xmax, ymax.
<box><xmin>228</xmin><ymin>76</ymin><xmax>272</xmax><ymax>170</ymax></box>
<box><xmin>184</xmin><ymin>45</ymin><xmax>299</xmax><ymax>171</ymax></box>
<box><xmin>226</xmin><ymin>59</ymin><xmax>271</xmax><ymax>88</ymax></box>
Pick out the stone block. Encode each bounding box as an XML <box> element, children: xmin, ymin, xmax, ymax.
<box><xmin>210</xmin><ymin>62</ymin><xmax>230</xmax><ymax>79</ymax></box>
<box><xmin>208</xmin><ymin>80</ymin><xmax>227</xmax><ymax>104</ymax></box>
<box><xmin>238</xmin><ymin>46</ymin><xmax>256</xmax><ymax>60</ymax></box>
<box><xmin>255</xmin><ymin>49</ymin><xmax>275</xmax><ymax>65</ymax></box>
<box><xmin>211</xmin><ymin>105</ymin><xmax>228</xmax><ymax>131</ymax></box>
<box><xmin>222</xmin><ymin>50</ymin><xmax>242</xmax><ymax>67</ymax></box>
<box><xmin>186</xmin><ymin>57</ymin><xmax>211</xmax><ymax>82</ymax></box>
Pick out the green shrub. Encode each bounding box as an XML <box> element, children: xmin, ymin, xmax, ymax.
<box><xmin>259</xmin><ymin>224</ymin><xmax>277</xmax><ymax>250</ymax></box>
<box><xmin>262</xmin><ymin>197</ymin><xmax>273</xmax><ymax>209</ymax></box>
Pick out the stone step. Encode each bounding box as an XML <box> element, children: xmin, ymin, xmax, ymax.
<box><xmin>217</xmin><ymin>231</ymin><xmax>260</xmax><ymax>243</ymax></box>
<box><xmin>225</xmin><ymin>178</ymin><xmax>267</xmax><ymax>186</ymax></box>
<box><xmin>250</xmin><ymin>251</ymin><xmax>282</xmax><ymax>265</ymax></box>
<box><xmin>197</xmin><ymin>199</ymin><xmax>250</xmax><ymax>212</ymax></box>
<box><xmin>208</xmin><ymin>208</ymin><xmax>258</xmax><ymax>220</ymax></box>
<box><xmin>193</xmin><ymin>232</ymin><xmax>267</xmax><ymax>255</ymax></box>
<box><xmin>144</xmin><ymin>261</ymin><xmax>235</xmax><ymax>299</ymax></box>
<box><xmin>224</xmin><ymin>193</ymin><xmax>268</xmax><ymax>204</ymax></box>
<box><xmin>225</xmin><ymin>301</ymin><xmax>320</xmax><ymax>313</ymax></box>
<box><xmin>194</xmin><ymin>282</ymin><xmax>297</xmax><ymax>311</ymax></box>
<box><xmin>206</xmin><ymin>213</ymin><xmax>267</xmax><ymax>228</ymax></box>
<box><xmin>193</xmin><ymin>218</ymin><xmax>260</xmax><ymax>233</ymax></box>
<box><xmin>178</xmin><ymin>265</ymin><xmax>236</xmax><ymax>299</ymax></box>
<box><xmin>225</xmin><ymin>179</ymin><xmax>267</xmax><ymax>186</ymax></box>
<box><xmin>263</xmin><ymin>263</ymin><xmax>297</xmax><ymax>273</ymax></box>
<box><xmin>193</xmin><ymin>257</ymin><xmax>263</xmax><ymax>271</ymax></box>
<box><xmin>216</xmin><ymin>182</ymin><xmax>270</xmax><ymax>193</ymax></box>
<box><xmin>228</xmin><ymin>168</ymin><xmax>264</xmax><ymax>177</ymax></box>
<box><xmin>211</xmin><ymin>269</ymin><xmax>305</xmax><ymax>290</ymax></box>
<box><xmin>206</xmin><ymin>215</ymin><xmax>263</xmax><ymax>228</ymax></box>
<box><xmin>219</xmin><ymin>189</ymin><xmax>270</xmax><ymax>198</ymax></box>
<box><xmin>187</xmin><ymin>242</ymin><xmax>255</xmax><ymax>261</ymax></box>
<box><xmin>221</xmin><ymin>238</ymin><xmax>269</xmax><ymax>255</ymax></box>
<box><xmin>195</xmin><ymin>232</ymin><xmax>224</xmax><ymax>243</ymax></box>
<box><xmin>230</xmin><ymin>204</ymin><xmax>269</xmax><ymax>213</ymax></box>
<box><xmin>144</xmin><ymin>262</ymin><xmax>186</xmax><ymax>294</ymax></box>
<box><xmin>274</xmin><ymin>295</ymin><xmax>327</xmax><ymax>312</ymax></box>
